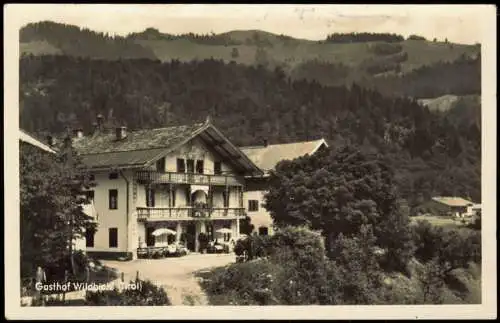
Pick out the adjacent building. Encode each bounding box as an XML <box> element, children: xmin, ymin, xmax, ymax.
<box><xmin>422</xmin><ymin>196</ymin><xmax>478</xmax><ymax>218</ymax></box>
<box><xmin>239</xmin><ymin>138</ymin><xmax>328</xmax><ymax>235</ymax></box>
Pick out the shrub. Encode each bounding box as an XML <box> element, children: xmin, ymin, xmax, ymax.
<box><xmin>413</xmin><ymin>220</ymin><xmax>481</xmax><ymax>275</ymax></box>
<box><xmin>328</xmin><ymin>226</ymin><xmax>384</xmax><ymax>304</ymax></box>
<box><xmin>416</xmin><ymin>258</ymin><xmax>446</xmax><ymax>304</ymax></box>
<box><xmin>202</xmin><ymin>260</ymin><xmax>280</xmax><ymax>305</ymax></box>
<box><xmin>85</xmin><ymin>279</ymin><xmax>171</xmax><ymax>305</ymax></box>
<box><xmin>412</xmin><ymin>220</ymin><xmax>444</xmax><ymax>262</ymax></box>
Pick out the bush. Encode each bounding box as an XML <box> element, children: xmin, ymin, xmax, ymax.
<box><xmin>202</xmin><ymin>260</ymin><xmax>280</xmax><ymax>305</ymax></box>
<box><xmin>412</xmin><ymin>220</ymin><xmax>444</xmax><ymax>262</ymax></box>
<box><xmin>328</xmin><ymin>226</ymin><xmax>384</xmax><ymax>304</ymax></box>
<box><xmin>413</xmin><ymin>220</ymin><xmax>481</xmax><ymax>275</ymax></box>
<box><xmin>85</xmin><ymin>279</ymin><xmax>171</xmax><ymax>305</ymax></box>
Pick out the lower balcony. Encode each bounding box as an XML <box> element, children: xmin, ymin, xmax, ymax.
<box><xmin>136</xmin><ymin>207</ymin><xmax>245</xmax><ymax>221</ymax></box>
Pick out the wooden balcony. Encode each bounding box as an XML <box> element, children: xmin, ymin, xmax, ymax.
<box><xmin>136</xmin><ymin>207</ymin><xmax>246</xmax><ymax>221</ymax></box>
<box><xmin>135</xmin><ymin>171</ymin><xmax>243</xmax><ymax>186</ymax></box>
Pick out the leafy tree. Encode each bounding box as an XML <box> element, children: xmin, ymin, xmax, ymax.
<box><xmin>264</xmin><ymin>145</ymin><xmax>415</xmax><ymax>270</ymax></box>
<box><xmin>20</xmin><ymin>138</ymin><xmax>96</xmax><ymax>278</ymax></box>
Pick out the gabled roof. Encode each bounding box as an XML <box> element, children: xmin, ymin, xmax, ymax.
<box><xmin>239</xmin><ymin>138</ymin><xmax>328</xmax><ymax>173</ymax></box>
<box><xmin>431</xmin><ymin>196</ymin><xmax>474</xmax><ymax>207</ymax></box>
<box><xmin>19</xmin><ymin>128</ymin><xmax>56</xmax><ymax>154</ymax></box>
<box><xmin>73</xmin><ymin>120</ymin><xmax>263</xmax><ymax>176</ymax></box>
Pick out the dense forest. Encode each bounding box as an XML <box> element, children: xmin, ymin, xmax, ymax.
<box><xmin>325</xmin><ymin>32</ymin><xmax>405</xmax><ymax>43</ymax></box>
<box><xmin>291</xmin><ymin>54</ymin><xmax>481</xmax><ymax>99</ymax></box>
<box><xmin>19</xmin><ymin>55</ymin><xmax>481</xmax><ymax>208</ymax></box>
<box><xmin>127</xmin><ymin>27</ymin><xmax>243</xmax><ymax>46</ymax></box>
<box><xmin>20</xmin><ymin>21</ymin><xmax>157</xmax><ymax>59</ymax></box>
<box><xmin>363</xmin><ymin>54</ymin><xmax>481</xmax><ymax>98</ymax></box>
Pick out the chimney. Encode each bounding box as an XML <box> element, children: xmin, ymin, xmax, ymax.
<box><xmin>263</xmin><ymin>138</ymin><xmax>268</xmax><ymax>147</ymax></box>
<box><xmin>72</xmin><ymin>128</ymin><xmax>84</xmax><ymax>139</ymax></box>
<box><xmin>46</xmin><ymin>135</ymin><xmax>57</xmax><ymax>147</ymax></box>
<box><xmin>96</xmin><ymin>114</ymin><xmax>104</xmax><ymax>132</ymax></box>
<box><xmin>116</xmin><ymin>126</ymin><xmax>127</xmax><ymax>140</ymax></box>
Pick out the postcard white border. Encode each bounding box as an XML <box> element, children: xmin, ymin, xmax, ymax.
<box><xmin>4</xmin><ymin>4</ymin><xmax>497</xmax><ymax>320</ymax></box>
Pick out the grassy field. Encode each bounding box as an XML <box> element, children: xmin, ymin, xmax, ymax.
<box><xmin>410</xmin><ymin>215</ymin><xmax>474</xmax><ymax>230</ymax></box>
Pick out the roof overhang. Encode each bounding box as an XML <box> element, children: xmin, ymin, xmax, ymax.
<box><xmin>144</xmin><ymin>123</ymin><xmax>264</xmax><ymax>176</ymax></box>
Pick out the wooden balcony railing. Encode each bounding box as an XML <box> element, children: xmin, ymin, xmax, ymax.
<box><xmin>135</xmin><ymin>171</ymin><xmax>243</xmax><ymax>186</ymax></box>
<box><xmin>136</xmin><ymin>207</ymin><xmax>245</xmax><ymax>221</ymax></box>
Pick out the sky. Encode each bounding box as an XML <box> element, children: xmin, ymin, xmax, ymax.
<box><xmin>6</xmin><ymin>4</ymin><xmax>493</xmax><ymax>44</ymax></box>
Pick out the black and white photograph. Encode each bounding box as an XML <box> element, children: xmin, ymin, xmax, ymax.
<box><xmin>4</xmin><ymin>4</ymin><xmax>496</xmax><ymax>320</ymax></box>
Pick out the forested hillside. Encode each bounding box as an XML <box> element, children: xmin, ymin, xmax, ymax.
<box><xmin>20</xmin><ymin>21</ymin><xmax>156</xmax><ymax>59</ymax></box>
<box><xmin>19</xmin><ymin>55</ymin><xmax>481</xmax><ymax>207</ymax></box>
<box><xmin>20</xmin><ymin>22</ymin><xmax>481</xmax><ymax>98</ymax></box>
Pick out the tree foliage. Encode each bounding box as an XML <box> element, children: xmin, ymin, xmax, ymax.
<box><xmin>20</xmin><ymin>139</ymin><xmax>96</xmax><ymax>278</ymax></box>
<box><xmin>264</xmin><ymin>145</ymin><xmax>415</xmax><ymax>270</ymax></box>
<box><xmin>325</xmin><ymin>32</ymin><xmax>404</xmax><ymax>43</ymax></box>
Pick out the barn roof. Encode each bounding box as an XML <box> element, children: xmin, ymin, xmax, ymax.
<box><xmin>431</xmin><ymin>196</ymin><xmax>474</xmax><ymax>207</ymax></box>
<box><xmin>19</xmin><ymin>128</ymin><xmax>56</xmax><ymax>154</ymax></box>
<box><xmin>239</xmin><ymin>138</ymin><xmax>328</xmax><ymax>173</ymax></box>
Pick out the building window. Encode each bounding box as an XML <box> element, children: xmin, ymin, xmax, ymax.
<box><xmin>223</xmin><ymin>191</ymin><xmax>230</xmax><ymax>208</ymax></box>
<box><xmin>196</xmin><ymin>160</ymin><xmax>204</xmax><ymax>174</ymax></box>
<box><xmin>146</xmin><ymin>187</ymin><xmax>155</xmax><ymax>207</ymax></box>
<box><xmin>109</xmin><ymin>172</ymin><xmax>118</xmax><ymax>179</ymax></box>
<box><xmin>185</xmin><ymin>187</ymin><xmax>191</xmax><ymax>205</ymax></box>
<box><xmin>214</xmin><ymin>161</ymin><xmax>222</xmax><ymax>175</ymax></box>
<box><xmin>109</xmin><ymin>189</ymin><xmax>118</xmax><ymax>210</ymax></box>
<box><xmin>85</xmin><ymin>190</ymin><xmax>95</xmax><ymax>204</ymax></box>
<box><xmin>186</xmin><ymin>159</ymin><xmax>195</xmax><ymax>173</ymax></box>
<box><xmin>109</xmin><ymin>228</ymin><xmax>118</xmax><ymax>248</ymax></box>
<box><xmin>248</xmin><ymin>200</ymin><xmax>259</xmax><ymax>212</ymax></box>
<box><xmin>156</xmin><ymin>157</ymin><xmax>166</xmax><ymax>172</ymax></box>
<box><xmin>85</xmin><ymin>227</ymin><xmax>95</xmax><ymax>247</ymax></box>
<box><xmin>258</xmin><ymin>227</ymin><xmax>269</xmax><ymax>236</ymax></box>
<box><xmin>89</xmin><ymin>174</ymin><xmax>95</xmax><ymax>181</ymax></box>
<box><xmin>172</xmin><ymin>189</ymin><xmax>176</xmax><ymax>207</ymax></box>
<box><xmin>177</xmin><ymin>158</ymin><xmax>185</xmax><ymax>173</ymax></box>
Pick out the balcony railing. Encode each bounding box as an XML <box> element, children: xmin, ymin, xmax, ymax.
<box><xmin>135</xmin><ymin>171</ymin><xmax>243</xmax><ymax>186</ymax></box>
<box><xmin>136</xmin><ymin>207</ymin><xmax>246</xmax><ymax>221</ymax></box>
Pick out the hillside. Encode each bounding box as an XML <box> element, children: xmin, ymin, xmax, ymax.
<box><xmin>19</xmin><ymin>56</ymin><xmax>481</xmax><ymax>208</ymax></box>
<box><xmin>19</xmin><ymin>22</ymin><xmax>481</xmax><ymax>98</ymax></box>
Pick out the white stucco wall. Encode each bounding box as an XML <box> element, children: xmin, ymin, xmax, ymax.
<box><xmin>85</xmin><ymin>171</ymin><xmax>130</xmax><ymax>253</ymax></box>
<box><xmin>244</xmin><ymin>190</ymin><xmax>274</xmax><ymax>235</ymax></box>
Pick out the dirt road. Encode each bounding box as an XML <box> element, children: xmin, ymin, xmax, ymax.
<box><xmin>101</xmin><ymin>253</ymin><xmax>234</xmax><ymax>305</ymax></box>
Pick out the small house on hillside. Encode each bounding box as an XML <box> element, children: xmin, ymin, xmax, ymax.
<box><xmin>421</xmin><ymin>196</ymin><xmax>475</xmax><ymax>218</ymax></box>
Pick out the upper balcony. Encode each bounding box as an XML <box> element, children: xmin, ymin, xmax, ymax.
<box><xmin>135</xmin><ymin>171</ymin><xmax>243</xmax><ymax>186</ymax></box>
<box><xmin>136</xmin><ymin>207</ymin><xmax>245</xmax><ymax>221</ymax></box>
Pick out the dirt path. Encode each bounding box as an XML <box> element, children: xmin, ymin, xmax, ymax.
<box><xmin>101</xmin><ymin>253</ymin><xmax>234</xmax><ymax>305</ymax></box>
